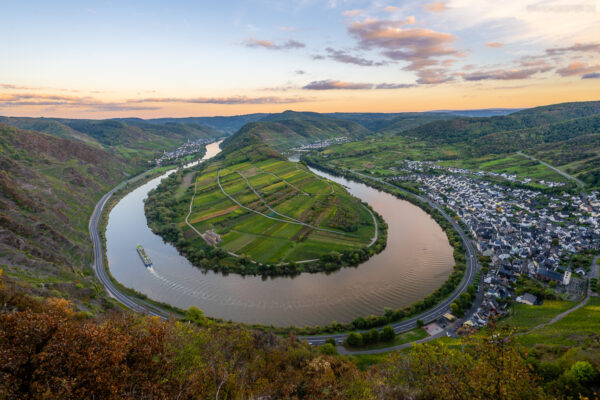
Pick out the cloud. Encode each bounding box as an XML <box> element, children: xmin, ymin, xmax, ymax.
<box><xmin>342</xmin><ymin>9</ymin><xmax>362</xmax><ymax>17</ymax></box>
<box><xmin>375</xmin><ymin>82</ymin><xmax>416</xmax><ymax>89</ymax></box>
<box><xmin>278</xmin><ymin>26</ymin><xmax>297</xmax><ymax>32</ymax></box>
<box><xmin>0</xmin><ymin>83</ymin><xmax>37</xmax><ymax>90</ymax></box>
<box><xmin>0</xmin><ymin>93</ymin><xmax>160</xmax><ymax>111</ymax></box>
<box><xmin>485</xmin><ymin>42</ymin><xmax>504</xmax><ymax>48</ymax></box>
<box><xmin>295</xmin><ymin>70</ymin><xmax>306</xmax><ymax>75</ymax></box>
<box><xmin>303</xmin><ymin>80</ymin><xmax>372</xmax><ymax>90</ymax></box>
<box><xmin>348</xmin><ymin>18</ymin><xmax>458</xmax><ymax>70</ymax></box>
<box><xmin>546</xmin><ymin>42</ymin><xmax>600</xmax><ymax>55</ymax></box>
<box><xmin>416</xmin><ymin>68</ymin><xmax>454</xmax><ymax>84</ymax></box>
<box><xmin>128</xmin><ymin>96</ymin><xmax>309</xmax><ymax>104</ymax></box>
<box><xmin>425</xmin><ymin>2</ymin><xmax>449</xmax><ymax>12</ymax></box>
<box><xmin>0</xmin><ymin>92</ymin><xmax>310</xmax><ymax>113</ymax></box>
<box><xmin>582</xmin><ymin>72</ymin><xmax>600</xmax><ymax>79</ymax></box>
<box><xmin>556</xmin><ymin>62</ymin><xmax>600</xmax><ymax>77</ymax></box>
<box><xmin>302</xmin><ymin>79</ymin><xmax>414</xmax><ymax>90</ymax></box>
<box><xmin>244</xmin><ymin>38</ymin><xmax>305</xmax><ymax>50</ymax></box>
<box><xmin>383</xmin><ymin>6</ymin><xmax>399</xmax><ymax>13</ymax></box>
<box><xmin>324</xmin><ymin>47</ymin><xmax>387</xmax><ymax>66</ymax></box>
<box><xmin>461</xmin><ymin>65</ymin><xmax>552</xmax><ymax>81</ymax></box>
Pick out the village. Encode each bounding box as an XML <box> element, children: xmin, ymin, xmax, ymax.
<box><xmin>290</xmin><ymin>136</ymin><xmax>350</xmax><ymax>152</ymax></box>
<box><xmin>152</xmin><ymin>138</ymin><xmax>216</xmax><ymax>166</ymax></box>
<box><xmin>390</xmin><ymin>160</ymin><xmax>600</xmax><ymax>332</ymax></box>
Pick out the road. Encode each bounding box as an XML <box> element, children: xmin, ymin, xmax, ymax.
<box><xmin>92</xmin><ymin>161</ymin><xmax>478</xmax><ymax>349</ymax></box>
<box><xmin>517</xmin><ymin>151</ymin><xmax>585</xmax><ymax>188</ymax></box>
<box><xmin>299</xmin><ymin>167</ymin><xmax>479</xmax><ymax>353</ymax></box>
<box><xmin>89</xmin><ymin>171</ymin><xmax>175</xmax><ymax>320</ymax></box>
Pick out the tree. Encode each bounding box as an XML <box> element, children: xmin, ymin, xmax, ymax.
<box><xmin>416</xmin><ymin>319</ymin><xmax>424</xmax><ymax>328</ymax></box>
<box><xmin>346</xmin><ymin>332</ymin><xmax>363</xmax><ymax>347</ymax></box>
<box><xmin>183</xmin><ymin>306</ymin><xmax>206</xmax><ymax>326</ymax></box>
<box><xmin>383</xmin><ymin>325</ymin><xmax>544</xmax><ymax>400</ymax></box>
<box><xmin>381</xmin><ymin>325</ymin><xmax>395</xmax><ymax>341</ymax></box>
<box><xmin>319</xmin><ymin>343</ymin><xmax>338</xmax><ymax>356</ymax></box>
<box><xmin>367</xmin><ymin>328</ymin><xmax>380</xmax><ymax>344</ymax></box>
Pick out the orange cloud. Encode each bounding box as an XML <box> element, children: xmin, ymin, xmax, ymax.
<box><xmin>485</xmin><ymin>42</ymin><xmax>504</xmax><ymax>48</ymax></box>
<box><xmin>342</xmin><ymin>9</ymin><xmax>362</xmax><ymax>17</ymax></box>
<box><xmin>425</xmin><ymin>2</ymin><xmax>449</xmax><ymax>12</ymax></box>
<box><xmin>556</xmin><ymin>62</ymin><xmax>600</xmax><ymax>77</ymax></box>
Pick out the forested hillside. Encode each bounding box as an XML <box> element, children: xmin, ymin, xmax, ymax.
<box><xmin>401</xmin><ymin>101</ymin><xmax>600</xmax><ymax>188</ymax></box>
<box><xmin>0</xmin><ymin>116</ymin><xmax>220</xmax><ymax>162</ymax></box>
<box><xmin>221</xmin><ymin>111</ymin><xmax>370</xmax><ymax>152</ymax></box>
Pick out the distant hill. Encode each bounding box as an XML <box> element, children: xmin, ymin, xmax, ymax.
<box><xmin>221</xmin><ymin>111</ymin><xmax>370</xmax><ymax>154</ymax></box>
<box><xmin>0</xmin><ymin>116</ymin><xmax>221</xmax><ymax>162</ymax></box>
<box><xmin>401</xmin><ymin>101</ymin><xmax>600</xmax><ymax>187</ymax></box>
<box><xmin>324</xmin><ymin>112</ymin><xmax>455</xmax><ymax>132</ymax></box>
<box><xmin>402</xmin><ymin>101</ymin><xmax>600</xmax><ymax>148</ymax></box>
<box><xmin>428</xmin><ymin>108</ymin><xmax>522</xmax><ymax>118</ymax></box>
<box><xmin>136</xmin><ymin>113</ymin><xmax>268</xmax><ymax>134</ymax></box>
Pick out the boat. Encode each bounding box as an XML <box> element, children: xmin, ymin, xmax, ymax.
<box><xmin>136</xmin><ymin>245</ymin><xmax>152</xmax><ymax>267</ymax></box>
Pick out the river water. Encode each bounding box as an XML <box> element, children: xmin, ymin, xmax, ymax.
<box><xmin>105</xmin><ymin>141</ymin><xmax>454</xmax><ymax>327</ymax></box>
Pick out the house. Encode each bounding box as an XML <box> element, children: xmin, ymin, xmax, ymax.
<box><xmin>516</xmin><ymin>293</ymin><xmax>538</xmax><ymax>306</ymax></box>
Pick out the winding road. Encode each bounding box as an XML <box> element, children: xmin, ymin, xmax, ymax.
<box><xmin>89</xmin><ymin>173</ymin><xmax>173</xmax><ymax>319</ymax></box>
<box><xmin>299</xmin><ymin>167</ymin><xmax>479</xmax><ymax>353</ymax></box>
<box><xmin>90</xmin><ymin>159</ymin><xmax>478</xmax><ymax>354</ymax></box>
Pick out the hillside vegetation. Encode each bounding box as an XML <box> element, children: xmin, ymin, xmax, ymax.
<box><xmin>0</xmin><ymin>116</ymin><xmax>221</xmax><ymax>164</ymax></box>
<box><xmin>221</xmin><ymin>111</ymin><xmax>370</xmax><ymax>152</ymax></box>
<box><xmin>0</xmin><ymin>124</ymin><xmax>135</xmax><ymax>311</ymax></box>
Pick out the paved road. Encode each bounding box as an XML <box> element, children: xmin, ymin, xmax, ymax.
<box><xmin>299</xmin><ymin>167</ymin><xmax>479</xmax><ymax>353</ymax></box>
<box><xmin>89</xmin><ymin>171</ymin><xmax>175</xmax><ymax>320</ymax></box>
<box><xmin>517</xmin><ymin>151</ymin><xmax>585</xmax><ymax>188</ymax></box>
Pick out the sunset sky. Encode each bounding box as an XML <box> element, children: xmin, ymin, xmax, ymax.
<box><xmin>1</xmin><ymin>0</ymin><xmax>599</xmax><ymax>118</ymax></box>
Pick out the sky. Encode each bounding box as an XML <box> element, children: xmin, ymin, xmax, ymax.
<box><xmin>1</xmin><ymin>0</ymin><xmax>599</xmax><ymax>118</ymax></box>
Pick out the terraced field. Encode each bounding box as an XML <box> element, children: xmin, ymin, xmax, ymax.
<box><xmin>182</xmin><ymin>158</ymin><xmax>376</xmax><ymax>264</ymax></box>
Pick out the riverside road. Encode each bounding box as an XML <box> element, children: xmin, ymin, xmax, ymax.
<box><xmin>298</xmin><ymin>168</ymin><xmax>479</xmax><ymax>353</ymax></box>
<box><xmin>90</xmin><ymin>163</ymin><xmax>478</xmax><ymax>354</ymax></box>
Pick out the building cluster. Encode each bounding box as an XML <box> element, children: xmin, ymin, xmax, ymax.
<box><xmin>391</xmin><ymin>166</ymin><xmax>599</xmax><ymax>330</ymax></box>
<box><xmin>398</xmin><ymin>160</ymin><xmax>566</xmax><ymax>188</ymax></box>
<box><xmin>153</xmin><ymin>138</ymin><xmax>214</xmax><ymax>166</ymax></box>
<box><xmin>292</xmin><ymin>136</ymin><xmax>350</xmax><ymax>151</ymax></box>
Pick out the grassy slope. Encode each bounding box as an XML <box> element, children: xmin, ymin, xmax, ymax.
<box><xmin>0</xmin><ymin>124</ymin><xmax>138</xmax><ymax>312</ymax></box>
<box><xmin>185</xmin><ymin>156</ymin><xmax>374</xmax><ymax>263</ymax></box>
<box><xmin>221</xmin><ymin>111</ymin><xmax>371</xmax><ymax>152</ymax></box>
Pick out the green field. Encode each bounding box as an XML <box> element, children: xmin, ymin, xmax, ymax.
<box><xmin>500</xmin><ymin>300</ymin><xmax>576</xmax><ymax>330</ymax></box>
<box><xmin>183</xmin><ymin>157</ymin><xmax>375</xmax><ymax>264</ymax></box>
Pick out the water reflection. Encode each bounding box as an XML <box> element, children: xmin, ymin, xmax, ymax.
<box><xmin>105</xmin><ymin>143</ymin><xmax>454</xmax><ymax>326</ymax></box>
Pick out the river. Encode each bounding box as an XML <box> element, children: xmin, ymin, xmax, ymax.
<box><xmin>105</xmin><ymin>141</ymin><xmax>454</xmax><ymax>327</ymax></box>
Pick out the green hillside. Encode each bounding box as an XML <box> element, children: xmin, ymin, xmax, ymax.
<box><xmin>221</xmin><ymin>111</ymin><xmax>370</xmax><ymax>152</ymax></box>
<box><xmin>0</xmin><ymin>116</ymin><xmax>221</xmax><ymax>163</ymax></box>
